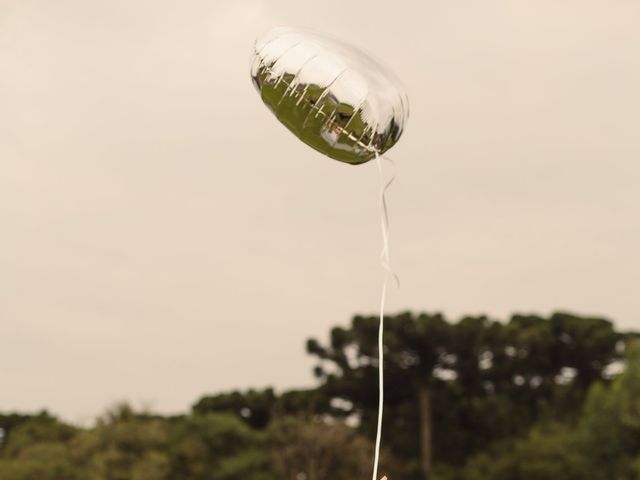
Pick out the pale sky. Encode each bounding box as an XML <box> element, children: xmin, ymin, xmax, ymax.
<box><xmin>1</xmin><ymin>0</ymin><xmax>639</xmax><ymax>423</ymax></box>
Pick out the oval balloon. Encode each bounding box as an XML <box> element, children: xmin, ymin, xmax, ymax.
<box><xmin>250</xmin><ymin>27</ymin><xmax>409</xmax><ymax>165</ymax></box>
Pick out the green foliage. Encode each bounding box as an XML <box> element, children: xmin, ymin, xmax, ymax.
<box><xmin>193</xmin><ymin>389</ymin><xmax>276</xmax><ymax>429</ymax></box>
<box><xmin>1</xmin><ymin>414</ymin><xmax>77</xmax><ymax>459</ymax></box>
<box><xmin>192</xmin><ymin>387</ymin><xmax>327</xmax><ymax>429</ymax></box>
<box><xmin>457</xmin><ymin>342</ymin><xmax>640</xmax><ymax>480</ymax></box>
<box><xmin>0</xmin><ymin>442</ymin><xmax>79</xmax><ymax>480</ymax></box>
<box><xmin>0</xmin><ymin>311</ymin><xmax>635</xmax><ymax>480</ymax></box>
<box><xmin>306</xmin><ymin>311</ymin><xmax>623</xmax><ymax>479</ymax></box>
<box><xmin>268</xmin><ymin>417</ymin><xmax>396</xmax><ymax>480</ymax></box>
<box><xmin>0</xmin><ymin>406</ymin><xmax>275</xmax><ymax>480</ymax></box>
<box><xmin>461</xmin><ymin>422</ymin><xmax>587</xmax><ymax>480</ymax></box>
<box><xmin>577</xmin><ymin>344</ymin><xmax>640</xmax><ymax>480</ymax></box>
<box><xmin>169</xmin><ymin>412</ymin><xmax>272</xmax><ymax>480</ymax></box>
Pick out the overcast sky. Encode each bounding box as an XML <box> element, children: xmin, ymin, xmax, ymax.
<box><xmin>1</xmin><ymin>0</ymin><xmax>639</xmax><ymax>423</ymax></box>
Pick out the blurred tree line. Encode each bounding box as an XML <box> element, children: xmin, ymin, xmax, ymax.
<box><xmin>1</xmin><ymin>311</ymin><xmax>639</xmax><ymax>480</ymax></box>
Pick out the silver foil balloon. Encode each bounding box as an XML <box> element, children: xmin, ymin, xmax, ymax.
<box><xmin>250</xmin><ymin>27</ymin><xmax>409</xmax><ymax>165</ymax></box>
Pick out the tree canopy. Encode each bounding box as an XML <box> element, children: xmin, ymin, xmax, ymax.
<box><xmin>0</xmin><ymin>311</ymin><xmax>636</xmax><ymax>480</ymax></box>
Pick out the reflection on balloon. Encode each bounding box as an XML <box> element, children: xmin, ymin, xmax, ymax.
<box><xmin>250</xmin><ymin>27</ymin><xmax>409</xmax><ymax>165</ymax></box>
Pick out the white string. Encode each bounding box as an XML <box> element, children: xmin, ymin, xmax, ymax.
<box><xmin>372</xmin><ymin>152</ymin><xmax>397</xmax><ymax>480</ymax></box>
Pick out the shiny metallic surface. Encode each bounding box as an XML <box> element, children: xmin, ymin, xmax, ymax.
<box><xmin>251</xmin><ymin>27</ymin><xmax>409</xmax><ymax>165</ymax></box>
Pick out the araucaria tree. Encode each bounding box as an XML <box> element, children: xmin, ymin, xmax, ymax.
<box><xmin>307</xmin><ymin>312</ymin><xmax>623</xmax><ymax>480</ymax></box>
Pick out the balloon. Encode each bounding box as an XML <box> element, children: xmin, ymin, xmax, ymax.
<box><xmin>250</xmin><ymin>27</ymin><xmax>409</xmax><ymax>165</ymax></box>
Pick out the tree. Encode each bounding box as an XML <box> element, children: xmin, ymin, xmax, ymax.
<box><xmin>0</xmin><ymin>412</ymin><xmax>50</xmax><ymax>451</ymax></box>
<box><xmin>0</xmin><ymin>413</ymin><xmax>79</xmax><ymax>480</ymax></box>
<box><xmin>0</xmin><ymin>311</ymin><xmax>631</xmax><ymax>480</ymax></box>
<box><xmin>0</xmin><ymin>414</ymin><xmax>77</xmax><ymax>459</ymax></box>
<box><xmin>307</xmin><ymin>312</ymin><xmax>461</xmax><ymax>479</ymax></box>
<box><xmin>460</xmin><ymin>421</ymin><xmax>588</xmax><ymax>480</ymax></box>
<box><xmin>193</xmin><ymin>389</ymin><xmax>277</xmax><ymax>429</ymax></box>
<box><xmin>169</xmin><ymin>412</ymin><xmax>272</xmax><ymax>480</ymax></box>
<box><xmin>577</xmin><ymin>342</ymin><xmax>640</xmax><ymax>480</ymax></box>
<box><xmin>268</xmin><ymin>417</ymin><xmax>399</xmax><ymax>480</ymax></box>
<box><xmin>307</xmin><ymin>311</ymin><xmax>623</xmax><ymax>479</ymax></box>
